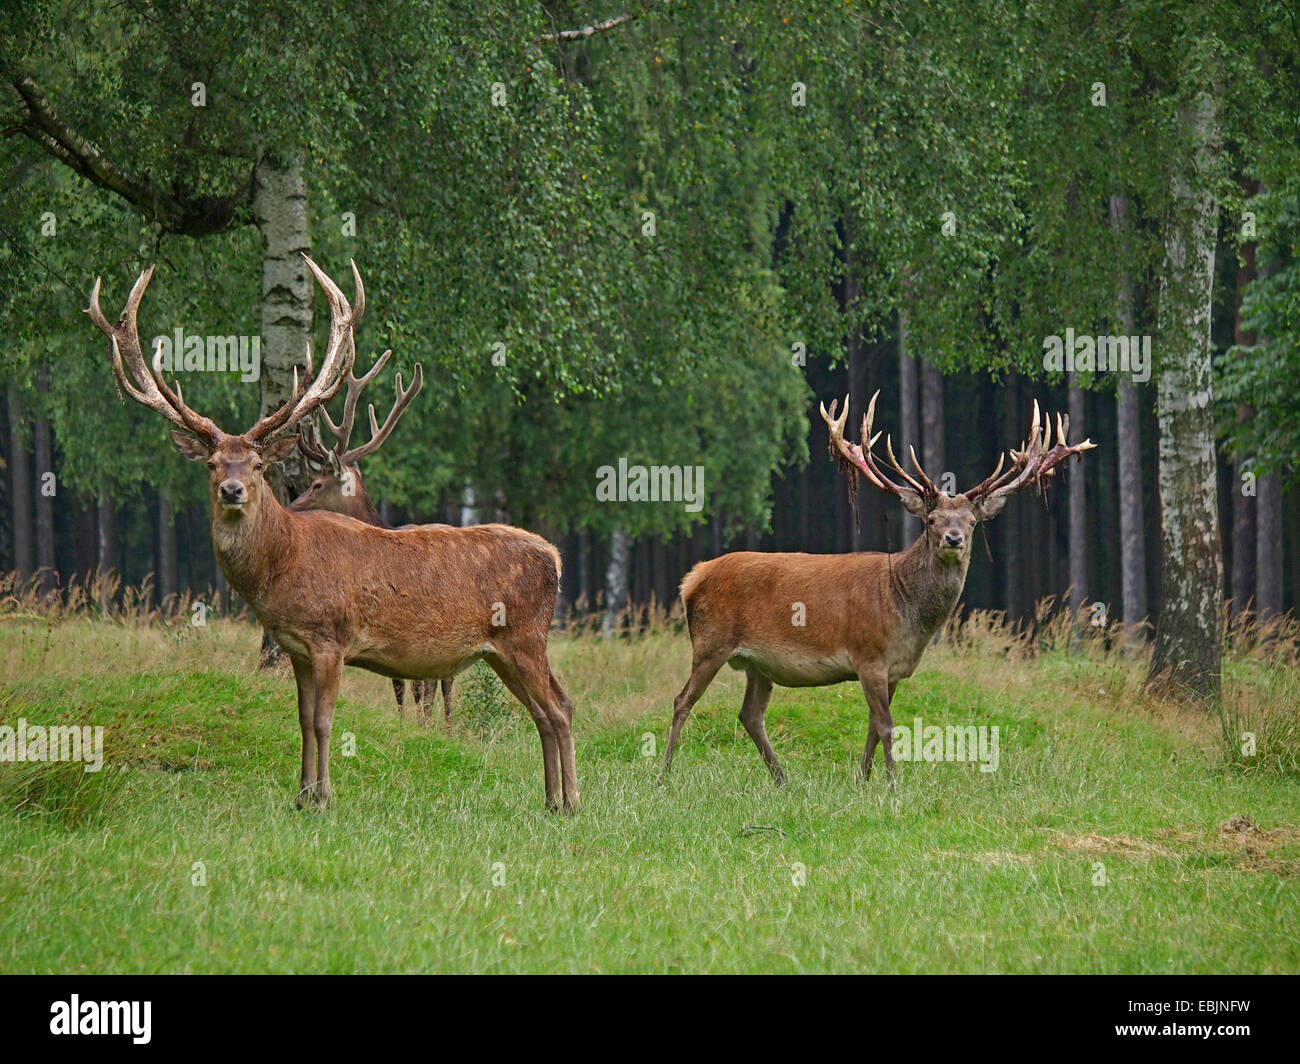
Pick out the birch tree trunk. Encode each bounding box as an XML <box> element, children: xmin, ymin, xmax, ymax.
<box><xmin>255</xmin><ymin>156</ymin><xmax>314</xmax><ymax>500</ymax></box>
<box><xmin>253</xmin><ymin>155</ymin><xmax>312</xmax><ymax>667</ymax></box>
<box><xmin>1147</xmin><ymin>88</ymin><xmax>1224</xmax><ymax>702</ymax></box>
<box><xmin>602</xmin><ymin>526</ymin><xmax>630</xmax><ymax>637</ymax></box>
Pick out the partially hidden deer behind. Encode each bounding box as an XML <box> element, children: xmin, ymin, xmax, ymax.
<box><xmin>88</xmin><ymin>256</ymin><xmax>578</xmax><ymax>811</ymax></box>
<box><xmin>285</xmin><ymin>356</ymin><xmax>454</xmax><ymax>726</ymax></box>
<box><xmin>663</xmin><ymin>390</ymin><xmax>1095</xmax><ymax>783</ymax></box>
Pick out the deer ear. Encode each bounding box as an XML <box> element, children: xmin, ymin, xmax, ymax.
<box><xmin>973</xmin><ymin>494</ymin><xmax>1008</xmax><ymax>522</ymax></box>
<box><xmin>260</xmin><ymin>435</ymin><xmax>298</xmax><ymax>465</ymax></box>
<box><xmin>170</xmin><ymin>430</ymin><xmax>211</xmax><ymax>462</ymax></box>
<box><xmin>899</xmin><ymin>489</ymin><xmax>927</xmax><ymax>519</ymax></box>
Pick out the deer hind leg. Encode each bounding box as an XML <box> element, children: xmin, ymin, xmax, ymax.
<box><xmin>546</xmin><ymin>668</ymin><xmax>578</xmax><ymax>813</ymax></box>
<box><xmin>412</xmin><ymin>680</ymin><xmax>432</xmax><ymax>726</ymax></box>
<box><xmin>291</xmin><ymin>656</ymin><xmax>317</xmax><ymax>809</ymax></box>
<box><xmin>392</xmin><ymin>678</ymin><xmax>406</xmax><ymax>713</ymax></box>
<box><xmin>310</xmin><ymin>651</ymin><xmax>343</xmax><ymax>805</ymax></box>
<box><xmin>738</xmin><ymin>669</ymin><xmax>784</xmax><ymax>783</ymax></box>
<box><xmin>663</xmin><ymin>646</ymin><xmax>729</xmax><ymax>777</ymax></box>
<box><xmin>486</xmin><ymin>653</ymin><xmax>563</xmax><ymax>812</ymax></box>
<box><xmin>440</xmin><ymin>678</ymin><xmax>454</xmax><ymax>727</ymax></box>
<box><xmin>858</xmin><ymin>672</ymin><xmax>896</xmax><ymax>782</ymax></box>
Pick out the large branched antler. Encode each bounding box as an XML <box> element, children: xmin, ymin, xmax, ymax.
<box><xmin>963</xmin><ymin>399</ymin><xmax>1097</xmax><ymax>507</ymax></box>
<box><xmin>87</xmin><ymin>266</ymin><xmax>225</xmax><ymax>444</ymax></box>
<box><xmin>303</xmin><ymin>348</ymin><xmax>424</xmax><ymax>467</ymax></box>
<box><xmin>819</xmin><ymin>390</ymin><xmax>939</xmax><ymax>508</ymax></box>
<box><xmin>88</xmin><ymin>255</ymin><xmax>366</xmax><ymax>447</ymax></box>
<box><xmin>245</xmin><ymin>255</ymin><xmax>364</xmax><ymax>442</ymax></box>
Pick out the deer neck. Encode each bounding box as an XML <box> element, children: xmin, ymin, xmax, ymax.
<box><xmin>343</xmin><ymin>465</ymin><xmax>385</xmax><ymax>527</ymax></box>
<box><xmin>209</xmin><ymin>492</ymin><xmax>298</xmax><ymax>601</ymax></box>
<box><xmin>888</xmin><ymin>533</ymin><xmax>971</xmax><ymax>634</ymax></box>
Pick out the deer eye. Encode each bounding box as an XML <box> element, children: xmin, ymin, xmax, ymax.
<box><xmin>253</xmin><ymin>462</ymin><xmax>264</xmax><ymax>473</ymax></box>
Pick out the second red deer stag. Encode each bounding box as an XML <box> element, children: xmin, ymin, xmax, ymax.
<box><xmin>663</xmin><ymin>390</ymin><xmax>1095</xmax><ymax>782</ymax></box>
<box><xmin>88</xmin><ymin>257</ymin><xmax>578</xmax><ymax>811</ymax></box>
<box><xmin>287</xmin><ymin>356</ymin><xmax>455</xmax><ymax>726</ymax></box>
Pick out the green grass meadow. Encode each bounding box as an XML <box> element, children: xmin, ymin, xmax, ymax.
<box><xmin>1</xmin><ymin>606</ymin><xmax>1297</xmax><ymax>973</ymax></box>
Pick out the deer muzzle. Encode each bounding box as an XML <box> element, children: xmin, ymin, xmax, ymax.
<box><xmin>219</xmin><ymin>480</ymin><xmax>247</xmax><ymax>509</ymax></box>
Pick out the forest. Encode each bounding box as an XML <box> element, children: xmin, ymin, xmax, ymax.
<box><xmin>3</xmin><ymin>1</ymin><xmax>1298</xmax><ymax>704</ymax></box>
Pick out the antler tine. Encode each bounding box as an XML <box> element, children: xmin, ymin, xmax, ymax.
<box><xmin>87</xmin><ymin>268</ymin><xmax>224</xmax><ymax>444</ymax></box>
<box><xmin>906</xmin><ymin>443</ymin><xmax>940</xmax><ymax>497</ymax></box>
<box><xmin>884</xmin><ymin>434</ymin><xmax>930</xmax><ymax>496</ymax></box>
<box><xmin>323</xmin><ymin>347</ymin><xmax>393</xmax><ymax>453</ymax></box>
<box><xmin>296</xmin><ymin>420</ymin><xmax>331</xmax><ymax>465</ymax></box>
<box><xmin>247</xmin><ymin>256</ymin><xmax>363</xmax><ymax>442</ymax></box>
<box><xmin>820</xmin><ymin>390</ymin><xmax>922</xmax><ymax>500</ymax></box>
<box><xmin>341</xmin><ymin>361</ymin><xmax>424</xmax><ymax>465</ymax></box>
<box><xmin>964</xmin><ymin>398</ymin><xmax>1097</xmax><ymax>505</ymax></box>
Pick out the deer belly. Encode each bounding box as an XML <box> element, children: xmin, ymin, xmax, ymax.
<box><xmin>346</xmin><ymin>642</ymin><xmax>491</xmax><ymax>681</ymax></box>
<box><xmin>728</xmin><ymin>646</ymin><xmax>857</xmax><ymax>687</ymax></box>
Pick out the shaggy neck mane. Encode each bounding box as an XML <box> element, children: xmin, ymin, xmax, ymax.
<box><xmin>888</xmin><ymin>532</ymin><xmax>970</xmax><ymax>634</ymax></box>
<box><xmin>210</xmin><ymin>493</ymin><xmax>298</xmax><ymax>600</ymax></box>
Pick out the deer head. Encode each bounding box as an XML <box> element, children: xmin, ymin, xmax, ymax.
<box><xmin>820</xmin><ymin>390</ymin><xmax>1096</xmax><ymax>566</ymax></box>
<box><xmin>87</xmin><ymin>256</ymin><xmax>364</xmax><ymax>530</ymax></box>
<box><xmin>288</xmin><ymin>348</ymin><xmax>423</xmax><ymax>520</ymax></box>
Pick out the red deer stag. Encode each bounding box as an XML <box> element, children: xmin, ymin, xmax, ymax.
<box><xmin>663</xmin><ymin>390</ymin><xmax>1095</xmax><ymax>782</ymax></box>
<box><xmin>287</xmin><ymin>357</ymin><xmax>455</xmax><ymax>726</ymax></box>
<box><xmin>88</xmin><ymin>257</ymin><xmax>578</xmax><ymax>811</ymax></box>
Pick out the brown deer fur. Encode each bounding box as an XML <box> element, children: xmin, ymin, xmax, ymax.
<box><xmin>88</xmin><ymin>257</ymin><xmax>577</xmax><ymax>811</ymax></box>
<box><xmin>663</xmin><ymin>391</ymin><xmax>1094</xmax><ymax>783</ymax></box>
<box><xmin>288</xmin><ymin>444</ymin><xmax>455</xmax><ymax>726</ymax></box>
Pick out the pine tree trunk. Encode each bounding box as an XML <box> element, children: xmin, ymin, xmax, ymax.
<box><xmin>96</xmin><ymin>493</ymin><xmax>115</xmax><ymax>613</ymax></box>
<box><xmin>602</xmin><ymin>526</ymin><xmax>630</xmax><ymax>637</ymax></box>
<box><xmin>157</xmin><ymin>492</ymin><xmax>177</xmax><ymax>612</ymax></box>
<box><xmin>1067</xmin><ymin>373</ymin><xmax>1087</xmax><ymax>616</ymax></box>
<box><xmin>1110</xmin><ymin>194</ymin><xmax>1147</xmax><ymax>638</ymax></box>
<box><xmin>33</xmin><ymin>368</ymin><xmax>55</xmax><ymax>599</ymax></box>
<box><xmin>1229</xmin><ymin>215</ymin><xmax>1259</xmax><ymax>617</ymax></box>
<box><xmin>1000</xmin><ymin>374</ymin><xmax>1022</xmax><ymax>622</ymax></box>
<box><xmin>921</xmin><ymin>359</ymin><xmax>944</xmax><ymax>484</ymax></box>
<box><xmin>1147</xmin><ymin>89</ymin><xmax>1224</xmax><ymax>702</ymax></box>
<box><xmin>1256</xmin><ymin>473</ymin><xmax>1282</xmax><ymax>621</ymax></box>
<box><xmin>577</xmin><ymin>529</ymin><xmax>591</xmax><ymax>613</ymax></box>
<box><xmin>7</xmin><ymin>386</ymin><xmax>33</xmax><ymax>582</ymax></box>
<box><xmin>898</xmin><ymin>303</ymin><xmax>921</xmax><ymax>544</ymax></box>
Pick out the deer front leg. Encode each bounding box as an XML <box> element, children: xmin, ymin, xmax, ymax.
<box><xmin>291</xmin><ymin>656</ymin><xmax>317</xmax><ymax>809</ymax></box>
<box><xmin>857</xmin><ymin>670</ymin><xmax>896</xmax><ymax>782</ymax></box>
<box><xmin>310</xmin><ymin>651</ymin><xmax>343</xmax><ymax>806</ymax></box>
<box><xmin>392</xmin><ymin>679</ymin><xmax>406</xmax><ymax>713</ymax></box>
